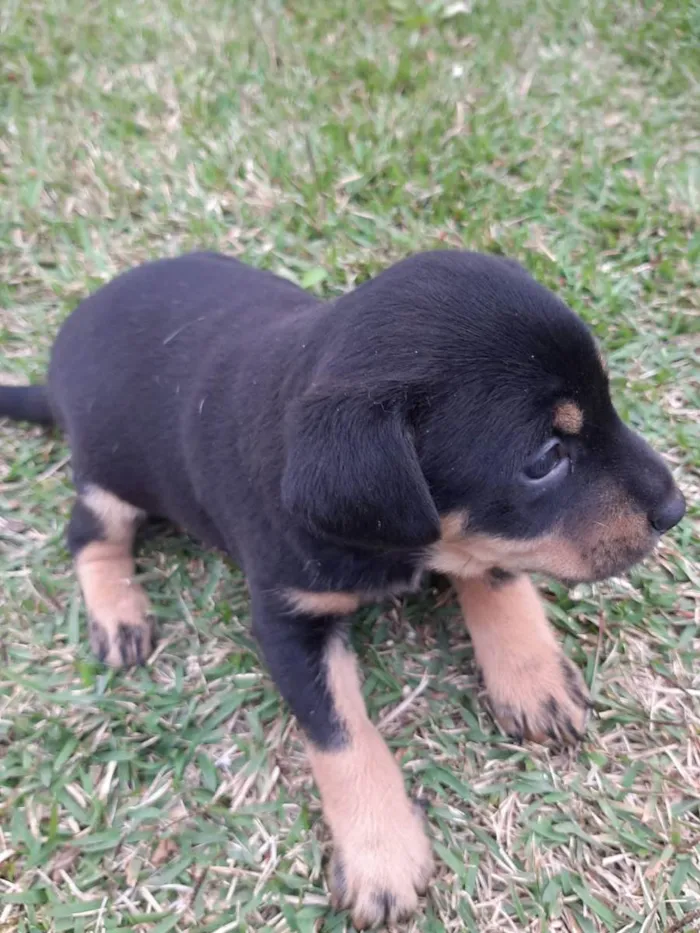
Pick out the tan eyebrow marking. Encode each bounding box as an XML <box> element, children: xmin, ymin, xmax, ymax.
<box><xmin>553</xmin><ymin>400</ymin><xmax>583</xmax><ymax>435</ymax></box>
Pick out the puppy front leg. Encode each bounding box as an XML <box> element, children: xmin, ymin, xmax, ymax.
<box><xmin>251</xmin><ymin>593</ymin><xmax>433</xmax><ymax>929</ymax></box>
<box><xmin>452</xmin><ymin>573</ymin><xmax>591</xmax><ymax>744</ymax></box>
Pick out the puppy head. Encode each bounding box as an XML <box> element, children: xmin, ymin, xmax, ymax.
<box><xmin>282</xmin><ymin>252</ymin><xmax>685</xmax><ymax>580</ymax></box>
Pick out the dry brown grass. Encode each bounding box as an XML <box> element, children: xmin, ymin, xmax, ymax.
<box><xmin>1</xmin><ymin>0</ymin><xmax>698</xmax><ymax>930</ymax></box>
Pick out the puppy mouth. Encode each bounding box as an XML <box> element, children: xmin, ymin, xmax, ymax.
<box><xmin>516</xmin><ymin>525</ymin><xmax>659</xmax><ymax>585</ymax></box>
<box><xmin>429</xmin><ymin>514</ymin><xmax>660</xmax><ymax>585</ymax></box>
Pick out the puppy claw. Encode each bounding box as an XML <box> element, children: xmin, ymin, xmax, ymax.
<box><xmin>89</xmin><ymin>619</ymin><xmax>110</xmax><ymax>664</ymax></box>
<box><xmin>329</xmin><ymin>854</ymin><xmax>348</xmax><ymax>909</ymax></box>
<box><xmin>88</xmin><ymin>609</ymin><xmax>155</xmax><ymax>669</ymax></box>
<box><xmin>117</xmin><ymin>617</ymin><xmax>155</xmax><ymax>666</ymax></box>
<box><xmin>413</xmin><ymin>795</ymin><xmax>430</xmax><ymax>816</ymax></box>
<box><xmin>483</xmin><ymin>648</ymin><xmax>591</xmax><ymax>747</ymax></box>
<box><xmin>326</xmin><ymin>806</ymin><xmax>433</xmax><ymax>929</ymax></box>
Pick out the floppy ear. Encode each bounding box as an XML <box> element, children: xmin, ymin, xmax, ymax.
<box><xmin>281</xmin><ymin>391</ymin><xmax>440</xmax><ymax>550</ymax></box>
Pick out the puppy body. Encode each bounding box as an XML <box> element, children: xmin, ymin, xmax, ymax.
<box><xmin>51</xmin><ymin>253</ymin><xmax>316</xmax><ymax>560</ymax></box>
<box><xmin>50</xmin><ymin>253</ymin><xmax>430</xmax><ymax>593</ymax></box>
<box><xmin>0</xmin><ymin>250</ymin><xmax>685</xmax><ymax>928</ymax></box>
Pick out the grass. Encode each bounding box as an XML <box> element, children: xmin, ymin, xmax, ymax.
<box><xmin>0</xmin><ymin>0</ymin><xmax>698</xmax><ymax>930</ymax></box>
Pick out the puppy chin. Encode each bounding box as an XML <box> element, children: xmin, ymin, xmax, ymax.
<box><xmin>568</xmin><ymin>538</ymin><xmax>658</xmax><ymax>584</ymax></box>
<box><xmin>518</xmin><ymin>530</ymin><xmax>659</xmax><ymax>586</ymax></box>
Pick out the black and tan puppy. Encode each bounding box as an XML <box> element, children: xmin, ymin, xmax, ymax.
<box><xmin>0</xmin><ymin>251</ymin><xmax>685</xmax><ymax>927</ymax></box>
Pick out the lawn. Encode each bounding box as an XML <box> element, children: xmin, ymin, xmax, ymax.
<box><xmin>0</xmin><ymin>0</ymin><xmax>699</xmax><ymax>930</ymax></box>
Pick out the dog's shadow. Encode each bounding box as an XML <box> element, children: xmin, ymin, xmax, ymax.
<box><xmin>136</xmin><ymin>518</ymin><xmax>476</xmax><ymax>707</ymax></box>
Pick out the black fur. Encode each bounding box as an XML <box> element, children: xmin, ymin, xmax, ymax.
<box><xmin>0</xmin><ymin>249</ymin><xmax>685</xmax><ymax>751</ymax></box>
<box><xmin>488</xmin><ymin>567</ymin><xmax>516</xmax><ymax>587</ymax></box>
<box><xmin>0</xmin><ymin>385</ymin><xmax>53</xmax><ymax>425</ymax></box>
<box><xmin>66</xmin><ymin>498</ymin><xmax>105</xmax><ymax>556</ymax></box>
<box><xmin>251</xmin><ymin>590</ymin><xmax>349</xmax><ymax>749</ymax></box>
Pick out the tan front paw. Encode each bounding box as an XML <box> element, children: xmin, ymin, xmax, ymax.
<box><xmin>88</xmin><ymin>586</ymin><xmax>155</xmax><ymax>668</ymax></box>
<box><xmin>328</xmin><ymin>800</ymin><xmax>433</xmax><ymax>929</ymax></box>
<box><xmin>480</xmin><ymin>646</ymin><xmax>591</xmax><ymax>745</ymax></box>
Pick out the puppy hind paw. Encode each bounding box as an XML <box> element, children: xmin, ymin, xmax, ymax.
<box><xmin>88</xmin><ymin>597</ymin><xmax>155</xmax><ymax>668</ymax></box>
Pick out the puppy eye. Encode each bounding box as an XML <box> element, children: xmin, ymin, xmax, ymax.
<box><xmin>524</xmin><ymin>439</ymin><xmax>568</xmax><ymax>481</ymax></box>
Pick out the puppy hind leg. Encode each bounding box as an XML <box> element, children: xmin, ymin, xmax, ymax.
<box><xmin>68</xmin><ymin>486</ymin><xmax>154</xmax><ymax>668</ymax></box>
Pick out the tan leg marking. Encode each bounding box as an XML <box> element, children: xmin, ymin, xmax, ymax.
<box><xmin>76</xmin><ymin>486</ymin><xmax>153</xmax><ymax>668</ymax></box>
<box><xmin>308</xmin><ymin>638</ymin><xmax>433</xmax><ymax>929</ymax></box>
<box><xmin>452</xmin><ymin>574</ymin><xmax>590</xmax><ymax>744</ymax></box>
<box><xmin>285</xmin><ymin>588</ymin><xmax>361</xmax><ymax>616</ymax></box>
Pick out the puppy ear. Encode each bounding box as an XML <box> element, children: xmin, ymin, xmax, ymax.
<box><xmin>281</xmin><ymin>392</ymin><xmax>440</xmax><ymax>549</ymax></box>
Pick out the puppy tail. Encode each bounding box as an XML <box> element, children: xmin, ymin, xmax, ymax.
<box><xmin>0</xmin><ymin>385</ymin><xmax>55</xmax><ymax>426</ymax></box>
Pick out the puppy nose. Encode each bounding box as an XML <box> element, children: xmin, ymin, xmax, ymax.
<box><xmin>649</xmin><ymin>491</ymin><xmax>686</xmax><ymax>534</ymax></box>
